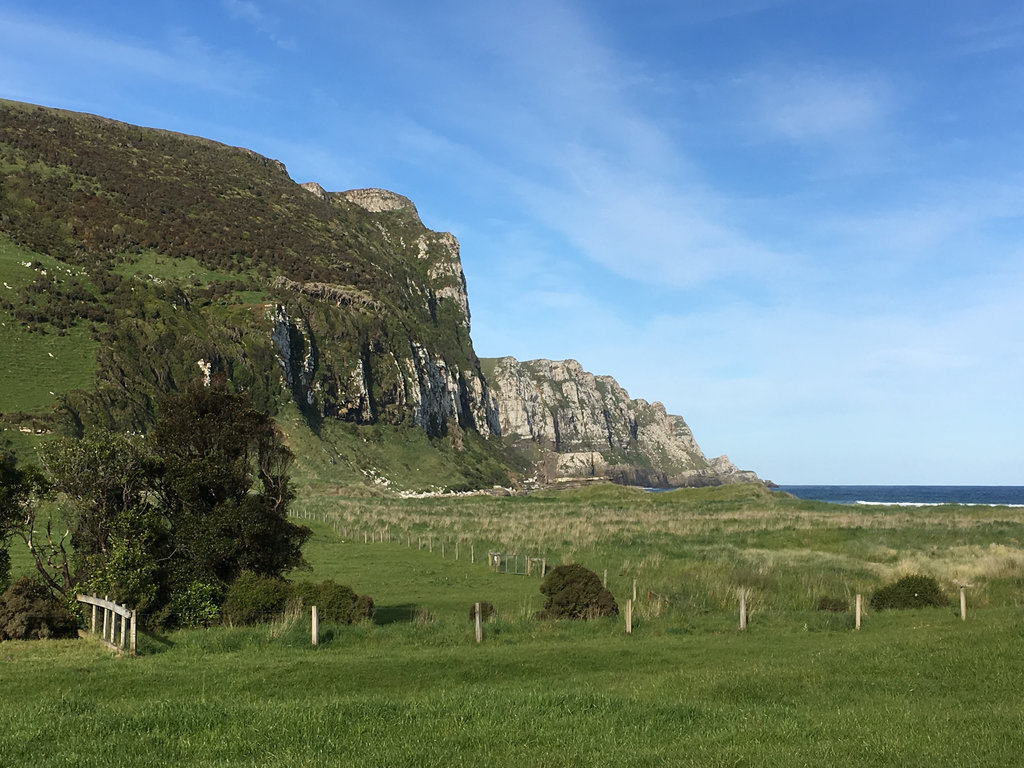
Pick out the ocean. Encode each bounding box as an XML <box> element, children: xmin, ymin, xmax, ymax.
<box><xmin>778</xmin><ymin>485</ymin><xmax>1024</xmax><ymax>507</ymax></box>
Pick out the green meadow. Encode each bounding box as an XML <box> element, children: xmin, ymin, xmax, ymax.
<box><xmin>3</xmin><ymin>487</ymin><xmax>1024</xmax><ymax>766</ymax></box>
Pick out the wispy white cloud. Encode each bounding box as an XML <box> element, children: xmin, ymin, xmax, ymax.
<box><xmin>221</xmin><ymin>0</ymin><xmax>297</xmax><ymax>51</ymax></box>
<box><xmin>0</xmin><ymin>11</ymin><xmax>263</xmax><ymax>98</ymax></box>
<box><xmin>738</xmin><ymin>69</ymin><xmax>890</xmax><ymax>143</ymax></box>
<box><xmin>949</xmin><ymin>7</ymin><xmax>1024</xmax><ymax>55</ymax></box>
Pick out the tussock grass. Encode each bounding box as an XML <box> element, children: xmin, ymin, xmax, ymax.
<box><xmin>290</xmin><ymin>485</ymin><xmax>1024</xmax><ymax>615</ymax></box>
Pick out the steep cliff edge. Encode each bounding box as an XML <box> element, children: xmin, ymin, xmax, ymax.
<box><xmin>0</xmin><ymin>99</ymin><xmax>758</xmax><ymax>492</ymax></box>
<box><xmin>483</xmin><ymin>357</ymin><xmax>759</xmax><ymax>487</ymax></box>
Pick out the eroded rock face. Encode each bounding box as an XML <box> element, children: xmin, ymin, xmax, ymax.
<box><xmin>485</xmin><ymin>356</ymin><xmax>759</xmax><ymax>487</ymax></box>
<box><xmin>340</xmin><ymin>187</ymin><xmax>420</xmax><ymax>216</ymax></box>
<box><xmin>269</xmin><ymin>188</ymin><xmax>496</xmax><ymax>439</ymax></box>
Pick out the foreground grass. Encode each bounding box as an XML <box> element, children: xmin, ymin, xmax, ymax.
<box><xmin>2</xmin><ymin>609</ymin><xmax>1022</xmax><ymax>767</ymax></box>
<box><xmin>4</xmin><ymin>488</ymin><xmax>1023</xmax><ymax>766</ymax></box>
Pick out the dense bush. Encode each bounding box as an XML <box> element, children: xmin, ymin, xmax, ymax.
<box><xmin>816</xmin><ymin>596</ymin><xmax>849</xmax><ymax>613</ymax></box>
<box><xmin>168</xmin><ymin>581</ymin><xmax>221</xmax><ymax>628</ymax></box>
<box><xmin>871</xmin><ymin>574</ymin><xmax>948</xmax><ymax>610</ymax></box>
<box><xmin>292</xmin><ymin>580</ymin><xmax>358</xmax><ymax>623</ymax></box>
<box><xmin>469</xmin><ymin>601</ymin><xmax>496</xmax><ymax>622</ymax></box>
<box><xmin>0</xmin><ymin>578</ymin><xmax>79</xmax><ymax>640</ymax></box>
<box><xmin>221</xmin><ymin>572</ymin><xmax>291</xmax><ymax>626</ymax></box>
<box><xmin>225</xmin><ymin>577</ymin><xmax>374</xmax><ymax>625</ymax></box>
<box><xmin>353</xmin><ymin>594</ymin><xmax>375</xmax><ymax>622</ymax></box>
<box><xmin>539</xmin><ymin>564</ymin><xmax>618</xmax><ymax>620</ymax></box>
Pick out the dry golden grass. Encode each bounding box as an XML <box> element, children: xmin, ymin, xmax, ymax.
<box><xmin>292</xmin><ymin>484</ymin><xmax>1024</xmax><ymax>612</ymax></box>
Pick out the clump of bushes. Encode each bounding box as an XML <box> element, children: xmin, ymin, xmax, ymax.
<box><xmin>538</xmin><ymin>564</ymin><xmax>618</xmax><ymax>620</ymax></box>
<box><xmin>292</xmin><ymin>580</ymin><xmax>375</xmax><ymax>623</ymax></box>
<box><xmin>221</xmin><ymin>573</ymin><xmax>374</xmax><ymax>626</ymax></box>
<box><xmin>221</xmin><ymin>573</ymin><xmax>291</xmax><ymax>626</ymax></box>
<box><xmin>0</xmin><ymin>578</ymin><xmax>79</xmax><ymax>641</ymax></box>
<box><xmin>469</xmin><ymin>601</ymin><xmax>496</xmax><ymax>622</ymax></box>
<box><xmin>871</xmin><ymin>574</ymin><xmax>948</xmax><ymax>610</ymax></box>
<box><xmin>816</xmin><ymin>596</ymin><xmax>849</xmax><ymax>613</ymax></box>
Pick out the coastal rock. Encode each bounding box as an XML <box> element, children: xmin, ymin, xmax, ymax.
<box><xmin>485</xmin><ymin>356</ymin><xmax>759</xmax><ymax>487</ymax></box>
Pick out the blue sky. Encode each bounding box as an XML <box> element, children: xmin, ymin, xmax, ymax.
<box><xmin>2</xmin><ymin>0</ymin><xmax>1022</xmax><ymax>484</ymax></box>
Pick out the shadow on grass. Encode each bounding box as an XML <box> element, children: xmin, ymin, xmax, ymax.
<box><xmin>375</xmin><ymin>603</ymin><xmax>416</xmax><ymax>625</ymax></box>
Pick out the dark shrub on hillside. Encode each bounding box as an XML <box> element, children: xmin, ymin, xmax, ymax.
<box><xmin>292</xmin><ymin>580</ymin><xmax>357</xmax><ymax>623</ymax></box>
<box><xmin>221</xmin><ymin>572</ymin><xmax>291</xmax><ymax>625</ymax></box>
<box><xmin>816</xmin><ymin>596</ymin><xmax>849</xmax><ymax>613</ymax></box>
<box><xmin>539</xmin><ymin>564</ymin><xmax>618</xmax><ymax>620</ymax></box>
<box><xmin>0</xmin><ymin>578</ymin><xmax>79</xmax><ymax>641</ymax></box>
<box><xmin>871</xmin><ymin>574</ymin><xmax>948</xmax><ymax>610</ymax></box>
<box><xmin>353</xmin><ymin>594</ymin><xmax>375</xmax><ymax>622</ymax></box>
<box><xmin>290</xmin><ymin>581</ymin><xmax>374</xmax><ymax>624</ymax></box>
<box><xmin>469</xmin><ymin>601</ymin><xmax>496</xmax><ymax>622</ymax></box>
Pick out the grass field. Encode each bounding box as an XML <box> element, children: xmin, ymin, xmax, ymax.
<box><xmin>3</xmin><ymin>489</ymin><xmax>1024</xmax><ymax>766</ymax></box>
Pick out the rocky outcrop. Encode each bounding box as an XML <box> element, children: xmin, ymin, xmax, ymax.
<box><xmin>340</xmin><ymin>187</ymin><xmax>420</xmax><ymax>216</ymax></box>
<box><xmin>485</xmin><ymin>357</ymin><xmax>759</xmax><ymax>487</ymax></box>
<box><xmin>269</xmin><ymin>189</ymin><xmax>496</xmax><ymax>438</ymax></box>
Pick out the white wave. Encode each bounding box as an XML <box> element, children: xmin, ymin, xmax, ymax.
<box><xmin>855</xmin><ymin>500</ymin><xmax>1024</xmax><ymax>508</ymax></box>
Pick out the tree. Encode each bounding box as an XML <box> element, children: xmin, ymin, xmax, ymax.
<box><xmin>150</xmin><ymin>384</ymin><xmax>310</xmax><ymax>593</ymax></box>
<box><xmin>0</xmin><ymin>449</ymin><xmax>55</xmax><ymax>594</ymax></box>
<box><xmin>39</xmin><ymin>433</ymin><xmax>167</xmax><ymax>612</ymax></box>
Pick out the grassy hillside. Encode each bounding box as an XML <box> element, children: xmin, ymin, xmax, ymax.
<box><xmin>0</xmin><ymin>100</ymin><xmax>514</xmax><ymax>490</ymax></box>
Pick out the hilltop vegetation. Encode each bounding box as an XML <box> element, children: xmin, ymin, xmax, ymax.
<box><xmin>0</xmin><ymin>99</ymin><xmax>511</xmax><ymax>490</ymax></box>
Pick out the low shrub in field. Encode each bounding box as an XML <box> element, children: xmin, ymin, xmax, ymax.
<box><xmin>469</xmin><ymin>601</ymin><xmax>496</xmax><ymax>622</ymax></box>
<box><xmin>291</xmin><ymin>580</ymin><xmax>373</xmax><ymax>623</ymax></box>
<box><xmin>292</xmin><ymin>580</ymin><xmax>357</xmax><ymax>622</ymax></box>
<box><xmin>871</xmin><ymin>574</ymin><xmax>948</xmax><ymax>610</ymax></box>
<box><xmin>221</xmin><ymin>572</ymin><xmax>291</xmax><ymax>625</ymax></box>
<box><xmin>539</xmin><ymin>564</ymin><xmax>618</xmax><ymax>620</ymax></box>
<box><xmin>816</xmin><ymin>596</ymin><xmax>848</xmax><ymax>613</ymax></box>
<box><xmin>353</xmin><ymin>594</ymin><xmax>375</xmax><ymax>622</ymax></box>
<box><xmin>0</xmin><ymin>578</ymin><xmax>79</xmax><ymax>640</ymax></box>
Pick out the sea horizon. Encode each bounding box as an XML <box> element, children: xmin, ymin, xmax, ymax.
<box><xmin>778</xmin><ymin>484</ymin><xmax>1024</xmax><ymax>507</ymax></box>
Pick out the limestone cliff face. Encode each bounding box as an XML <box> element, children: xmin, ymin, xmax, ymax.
<box><xmin>485</xmin><ymin>357</ymin><xmax>759</xmax><ymax>487</ymax></box>
<box><xmin>269</xmin><ymin>186</ymin><xmax>497</xmax><ymax>438</ymax></box>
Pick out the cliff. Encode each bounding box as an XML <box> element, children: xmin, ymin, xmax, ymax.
<box><xmin>0</xmin><ymin>98</ymin><xmax>757</xmax><ymax>492</ymax></box>
<box><xmin>483</xmin><ymin>357</ymin><xmax>759</xmax><ymax>487</ymax></box>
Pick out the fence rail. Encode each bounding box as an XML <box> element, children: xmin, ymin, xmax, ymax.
<box><xmin>77</xmin><ymin>594</ymin><xmax>137</xmax><ymax>655</ymax></box>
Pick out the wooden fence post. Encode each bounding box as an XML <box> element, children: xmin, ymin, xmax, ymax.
<box><xmin>130</xmin><ymin>609</ymin><xmax>137</xmax><ymax>655</ymax></box>
<box><xmin>960</xmin><ymin>586</ymin><xmax>967</xmax><ymax>621</ymax></box>
<box><xmin>91</xmin><ymin>598</ymin><xmax>98</xmax><ymax>632</ymax></box>
<box><xmin>855</xmin><ymin>594</ymin><xmax>862</xmax><ymax>630</ymax></box>
<box><xmin>103</xmin><ymin>596</ymin><xmax>111</xmax><ymax>643</ymax></box>
<box><xmin>603</xmin><ymin>569</ymin><xmax>607</xmax><ymax>587</ymax></box>
<box><xmin>739</xmin><ymin>590</ymin><xmax>747</xmax><ymax>631</ymax></box>
<box><xmin>311</xmin><ymin>606</ymin><xmax>319</xmax><ymax>646</ymax></box>
<box><xmin>471</xmin><ymin>544</ymin><xmax>475</xmax><ymax>564</ymax></box>
<box><xmin>474</xmin><ymin>602</ymin><xmax>483</xmax><ymax>644</ymax></box>
<box><xmin>625</xmin><ymin>598</ymin><xmax>633</xmax><ymax>634</ymax></box>
<box><xmin>541</xmin><ymin>557</ymin><xmax>546</xmax><ymax>576</ymax></box>
<box><xmin>632</xmin><ymin>578</ymin><xmax>637</xmax><ymax>602</ymax></box>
